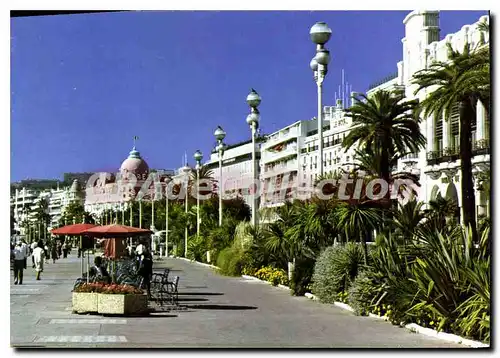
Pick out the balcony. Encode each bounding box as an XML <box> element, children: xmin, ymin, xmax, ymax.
<box><xmin>427</xmin><ymin>148</ymin><xmax>459</xmax><ymax>165</ymax></box>
<box><xmin>427</xmin><ymin>139</ymin><xmax>490</xmax><ymax>166</ymax></box>
<box><xmin>472</xmin><ymin>139</ymin><xmax>490</xmax><ymax>156</ymax></box>
<box><xmin>367</xmin><ymin>72</ymin><xmax>398</xmax><ymax>91</ymax></box>
<box><xmin>263</xmin><ymin>161</ymin><xmax>298</xmax><ymax>178</ymax></box>
<box><xmin>264</xmin><ymin>127</ymin><xmax>299</xmax><ymax>148</ymax></box>
<box><xmin>263</xmin><ymin>143</ymin><xmax>298</xmax><ymax>164</ymax></box>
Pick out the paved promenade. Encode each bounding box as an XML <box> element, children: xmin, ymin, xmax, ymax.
<box><xmin>10</xmin><ymin>255</ymin><xmax>463</xmax><ymax>348</ymax></box>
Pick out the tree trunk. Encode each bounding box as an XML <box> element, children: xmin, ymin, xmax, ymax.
<box><xmin>361</xmin><ymin>231</ymin><xmax>368</xmax><ymax>265</ymax></box>
<box><xmin>459</xmin><ymin>101</ymin><xmax>478</xmax><ymax>242</ymax></box>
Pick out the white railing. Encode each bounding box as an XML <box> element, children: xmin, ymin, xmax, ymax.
<box><xmin>263</xmin><ymin>160</ymin><xmax>298</xmax><ymax>178</ymax></box>
<box><xmin>262</xmin><ymin>144</ymin><xmax>298</xmax><ymax>163</ymax></box>
<box><xmin>263</xmin><ymin>127</ymin><xmax>299</xmax><ymax>148</ymax></box>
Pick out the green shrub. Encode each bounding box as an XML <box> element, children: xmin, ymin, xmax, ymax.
<box><xmin>216</xmin><ymin>247</ymin><xmax>246</xmax><ymax>276</ymax></box>
<box><xmin>290</xmin><ymin>258</ymin><xmax>315</xmax><ymax>296</ymax></box>
<box><xmin>311</xmin><ymin>243</ymin><xmax>365</xmax><ymax>303</ymax></box>
<box><xmin>347</xmin><ymin>270</ymin><xmax>384</xmax><ymax>316</ymax></box>
<box><xmin>187</xmin><ymin>235</ymin><xmax>207</xmax><ymax>262</ymax></box>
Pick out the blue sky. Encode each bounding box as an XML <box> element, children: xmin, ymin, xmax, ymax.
<box><xmin>10</xmin><ymin>10</ymin><xmax>487</xmax><ymax>182</ymax></box>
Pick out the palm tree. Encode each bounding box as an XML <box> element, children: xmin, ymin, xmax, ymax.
<box><xmin>413</xmin><ymin>39</ymin><xmax>489</xmax><ymax>243</ymax></box>
<box><xmin>390</xmin><ymin>199</ymin><xmax>425</xmax><ymax>245</ymax></box>
<box><xmin>343</xmin><ymin>90</ymin><xmax>426</xmax><ymax>191</ymax></box>
<box><xmin>59</xmin><ymin>201</ymin><xmax>94</xmax><ymax>226</ymax></box>
<box><xmin>34</xmin><ymin>197</ymin><xmax>51</xmax><ymax>239</ymax></box>
<box><xmin>347</xmin><ymin>149</ymin><xmax>421</xmax><ymax>200</ymax></box>
<box><xmin>424</xmin><ymin>193</ymin><xmax>459</xmax><ymax>228</ymax></box>
<box><xmin>189</xmin><ymin>165</ymin><xmax>215</xmax><ymax>198</ymax></box>
<box><xmin>333</xmin><ymin>202</ymin><xmax>382</xmax><ymax>264</ymax></box>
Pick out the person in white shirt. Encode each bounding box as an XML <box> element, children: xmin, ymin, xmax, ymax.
<box><xmin>21</xmin><ymin>239</ymin><xmax>29</xmax><ymax>269</ymax></box>
<box><xmin>32</xmin><ymin>241</ymin><xmax>45</xmax><ymax>281</ymax></box>
<box><xmin>30</xmin><ymin>241</ymin><xmax>38</xmax><ymax>268</ymax></box>
<box><xmin>12</xmin><ymin>240</ymin><xmax>26</xmax><ymax>285</ymax></box>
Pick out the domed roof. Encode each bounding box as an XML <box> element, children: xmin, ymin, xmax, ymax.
<box><xmin>120</xmin><ymin>147</ymin><xmax>149</xmax><ymax>177</ymax></box>
<box><xmin>70</xmin><ymin>179</ymin><xmax>81</xmax><ymax>193</ymax></box>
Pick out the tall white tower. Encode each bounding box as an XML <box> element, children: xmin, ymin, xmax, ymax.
<box><xmin>401</xmin><ymin>10</ymin><xmax>440</xmax><ymax>97</ymax></box>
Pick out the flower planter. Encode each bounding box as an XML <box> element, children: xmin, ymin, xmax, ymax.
<box><xmin>97</xmin><ymin>293</ymin><xmax>148</xmax><ymax>315</ymax></box>
<box><xmin>72</xmin><ymin>292</ymin><xmax>99</xmax><ymax>313</ymax></box>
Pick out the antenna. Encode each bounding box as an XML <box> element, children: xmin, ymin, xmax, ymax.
<box><xmin>342</xmin><ymin>69</ymin><xmax>345</xmax><ymax>110</ymax></box>
<box><xmin>349</xmin><ymin>84</ymin><xmax>353</xmax><ymax>107</ymax></box>
<box><xmin>345</xmin><ymin>81</ymin><xmax>349</xmax><ymax>109</ymax></box>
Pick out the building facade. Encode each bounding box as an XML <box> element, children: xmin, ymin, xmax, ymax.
<box><xmin>204</xmin><ymin>139</ymin><xmax>262</xmax><ymax>208</ymax></box>
<box><xmin>367</xmin><ymin>10</ymin><xmax>490</xmax><ymax>219</ymax></box>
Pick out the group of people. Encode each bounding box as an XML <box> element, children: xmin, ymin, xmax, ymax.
<box><xmin>10</xmin><ymin>238</ymin><xmax>72</xmax><ymax>284</ymax></box>
<box><xmin>11</xmin><ymin>239</ymin><xmax>45</xmax><ymax>284</ymax></box>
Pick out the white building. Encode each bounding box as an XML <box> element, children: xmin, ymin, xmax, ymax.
<box><xmin>259</xmin><ymin>100</ymin><xmax>359</xmax><ymax>208</ymax></box>
<box><xmin>10</xmin><ymin>180</ymin><xmax>83</xmax><ymax>234</ymax></box>
<box><xmin>367</xmin><ymin>10</ymin><xmax>490</xmax><ymax>219</ymax></box>
<box><xmin>204</xmin><ymin>139</ymin><xmax>261</xmax><ymax>208</ymax></box>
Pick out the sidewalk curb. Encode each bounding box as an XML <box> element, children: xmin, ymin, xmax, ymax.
<box><xmin>303</xmin><ymin>293</ymin><xmax>488</xmax><ymax>348</ymax></box>
<box><xmin>404</xmin><ymin>323</ymin><xmax>489</xmax><ymax>348</ymax></box>
<box><xmin>177</xmin><ymin>257</ymin><xmax>219</xmax><ymax>270</ymax></box>
<box><xmin>241</xmin><ymin>275</ymin><xmax>291</xmax><ymax>289</ymax></box>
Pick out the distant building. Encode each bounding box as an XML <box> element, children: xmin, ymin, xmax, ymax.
<box><xmin>204</xmin><ymin>138</ymin><xmax>262</xmax><ymax>209</ymax></box>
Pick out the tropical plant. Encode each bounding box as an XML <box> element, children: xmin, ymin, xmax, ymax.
<box><xmin>390</xmin><ymin>199</ymin><xmax>425</xmax><ymax>245</ymax></box>
<box><xmin>59</xmin><ymin>201</ymin><xmax>94</xmax><ymax>226</ymax></box>
<box><xmin>424</xmin><ymin>193</ymin><xmax>459</xmax><ymax>228</ymax></box>
<box><xmin>312</xmin><ymin>243</ymin><xmax>366</xmax><ymax>303</ymax></box>
<box><xmin>216</xmin><ymin>246</ymin><xmax>246</xmax><ymax>276</ymax></box>
<box><xmin>343</xmin><ymin>90</ymin><xmax>426</xmax><ymax>191</ymax></box>
<box><xmin>333</xmin><ymin>202</ymin><xmax>381</xmax><ymax>264</ymax></box>
<box><xmin>413</xmin><ymin>38</ymin><xmax>490</xmax><ymax>243</ymax></box>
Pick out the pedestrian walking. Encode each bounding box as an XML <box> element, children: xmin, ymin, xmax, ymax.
<box><xmin>30</xmin><ymin>241</ymin><xmax>37</xmax><ymax>268</ymax></box>
<box><xmin>57</xmin><ymin>241</ymin><xmax>62</xmax><ymax>258</ymax></box>
<box><xmin>21</xmin><ymin>239</ymin><xmax>29</xmax><ymax>270</ymax></box>
<box><xmin>51</xmin><ymin>243</ymin><xmax>58</xmax><ymax>264</ymax></box>
<box><xmin>138</xmin><ymin>251</ymin><xmax>153</xmax><ymax>298</ymax></box>
<box><xmin>12</xmin><ymin>240</ymin><xmax>26</xmax><ymax>285</ymax></box>
<box><xmin>44</xmin><ymin>243</ymin><xmax>50</xmax><ymax>264</ymax></box>
<box><xmin>62</xmin><ymin>241</ymin><xmax>68</xmax><ymax>258</ymax></box>
<box><xmin>33</xmin><ymin>240</ymin><xmax>45</xmax><ymax>280</ymax></box>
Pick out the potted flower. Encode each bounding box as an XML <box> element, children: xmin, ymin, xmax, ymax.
<box><xmin>97</xmin><ymin>284</ymin><xmax>147</xmax><ymax>315</ymax></box>
<box><xmin>72</xmin><ymin>283</ymin><xmax>105</xmax><ymax>314</ymax></box>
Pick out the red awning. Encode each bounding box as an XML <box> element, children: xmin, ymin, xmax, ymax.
<box><xmin>51</xmin><ymin>224</ymin><xmax>99</xmax><ymax>236</ymax></box>
<box><xmin>82</xmin><ymin>224</ymin><xmax>152</xmax><ymax>238</ymax></box>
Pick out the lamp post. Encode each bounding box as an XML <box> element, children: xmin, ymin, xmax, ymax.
<box><xmin>309</xmin><ymin>21</ymin><xmax>332</xmax><ymax>177</ymax></box>
<box><xmin>184</xmin><ymin>167</ymin><xmax>190</xmax><ymax>258</ymax></box>
<box><xmin>164</xmin><ymin>178</ymin><xmax>170</xmax><ymax>258</ymax></box>
<box><xmin>246</xmin><ymin>89</ymin><xmax>261</xmax><ymax>227</ymax></box>
<box><xmin>214</xmin><ymin>126</ymin><xmax>226</xmax><ymax>227</ymax></box>
<box><xmin>193</xmin><ymin>150</ymin><xmax>203</xmax><ymax>238</ymax></box>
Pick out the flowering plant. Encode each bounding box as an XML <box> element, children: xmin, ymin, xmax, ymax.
<box><xmin>255</xmin><ymin>266</ymin><xmax>289</xmax><ymax>286</ymax></box>
<box><xmin>73</xmin><ymin>282</ymin><xmax>106</xmax><ymax>293</ymax></box>
<box><xmin>73</xmin><ymin>282</ymin><xmax>143</xmax><ymax>295</ymax></box>
<box><xmin>100</xmin><ymin>283</ymin><xmax>143</xmax><ymax>295</ymax></box>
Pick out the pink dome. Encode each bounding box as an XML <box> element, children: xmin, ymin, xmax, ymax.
<box><xmin>120</xmin><ymin>147</ymin><xmax>149</xmax><ymax>179</ymax></box>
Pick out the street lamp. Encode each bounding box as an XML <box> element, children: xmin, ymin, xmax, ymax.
<box><xmin>164</xmin><ymin>178</ymin><xmax>170</xmax><ymax>258</ymax></box>
<box><xmin>194</xmin><ymin>150</ymin><xmax>203</xmax><ymax>239</ymax></box>
<box><xmin>310</xmin><ymin>21</ymin><xmax>331</xmax><ymax>177</ymax></box>
<box><xmin>246</xmin><ymin>89</ymin><xmax>261</xmax><ymax>227</ymax></box>
<box><xmin>214</xmin><ymin>126</ymin><xmax>226</xmax><ymax>227</ymax></box>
